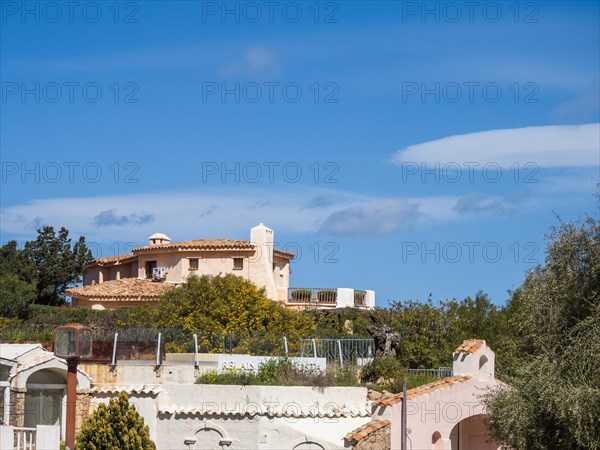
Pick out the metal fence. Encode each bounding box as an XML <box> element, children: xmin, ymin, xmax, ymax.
<box><xmin>299</xmin><ymin>338</ymin><xmax>374</xmax><ymax>365</ymax></box>
<box><xmin>90</xmin><ymin>330</ymin><xmax>378</xmax><ymax>367</ymax></box>
<box><xmin>89</xmin><ymin>330</ymin><xmax>452</xmax><ymax>378</ymax></box>
<box><xmin>288</xmin><ymin>287</ymin><xmax>337</xmax><ymax>304</ymax></box>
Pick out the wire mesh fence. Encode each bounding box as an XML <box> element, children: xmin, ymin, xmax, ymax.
<box><xmin>88</xmin><ymin>330</ymin><xmax>451</xmax><ymax>378</ymax></box>
<box><xmin>88</xmin><ymin>329</ymin><xmax>377</xmax><ymax>366</ymax></box>
<box><xmin>299</xmin><ymin>338</ymin><xmax>375</xmax><ymax>364</ymax></box>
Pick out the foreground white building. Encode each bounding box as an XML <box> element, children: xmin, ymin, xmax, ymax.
<box><xmin>1</xmin><ymin>340</ymin><xmax>502</xmax><ymax>450</ymax></box>
<box><xmin>345</xmin><ymin>339</ymin><xmax>502</xmax><ymax>450</ymax></box>
<box><xmin>0</xmin><ymin>344</ymin><xmax>90</xmax><ymax>449</ymax></box>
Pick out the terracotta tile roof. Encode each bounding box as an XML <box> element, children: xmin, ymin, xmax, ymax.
<box><xmin>455</xmin><ymin>339</ymin><xmax>485</xmax><ymax>354</ymax></box>
<box><xmin>132</xmin><ymin>239</ymin><xmax>255</xmax><ymax>252</ymax></box>
<box><xmin>92</xmin><ymin>385</ymin><xmax>162</xmax><ymax>395</ymax></box>
<box><xmin>273</xmin><ymin>248</ymin><xmax>295</xmax><ymax>259</ymax></box>
<box><xmin>92</xmin><ymin>253</ymin><xmax>137</xmax><ymax>265</ymax></box>
<box><xmin>158</xmin><ymin>404</ymin><xmax>371</xmax><ymax>418</ymax></box>
<box><xmin>67</xmin><ymin>278</ymin><xmax>175</xmax><ymax>300</ymax></box>
<box><xmin>374</xmin><ymin>376</ymin><xmax>472</xmax><ymax>407</ymax></box>
<box><xmin>344</xmin><ymin>419</ymin><xmax>390</xmax><ymax>444</ymax></box>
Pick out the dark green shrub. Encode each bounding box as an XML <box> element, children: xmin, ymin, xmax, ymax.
<box><xmin>76</xmin><ymin>391</ymin><xmax>155</xmax><ymax>449</ymax></box>
<box><xmin>0</xmin><ymin>274</ymin><xmax>35</xmax><ymax>319</ymax></box>
<box><xmin>360</xmin><ymin>357</ymin><xmax>406</xmax><ymax>383</ymax></box>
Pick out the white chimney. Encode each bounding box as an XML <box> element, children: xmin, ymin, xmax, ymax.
<box><xmin>148</xmin><ymin>233</ymin><xmax>171</xmax><ymax>246</ymax></box>
<box><xmin>249</xmin><ymin>223</ymin><xmax>277</xmax><ymax>300</ymax></box>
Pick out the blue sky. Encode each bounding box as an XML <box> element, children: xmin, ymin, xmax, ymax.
<box><xmin>1</xmin><ymin>1</ymin><xmax>599</xmax><ymax>306</ymax></box>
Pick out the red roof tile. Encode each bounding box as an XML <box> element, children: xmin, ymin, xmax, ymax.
<box><xmin>132</xmin><ymin>239</ymin><xmax>255</xmax><ymax>252</ymax></box>
<box><xmin>454</xmin><ymin>339</ymin><xmax>485</xmax><ymax>354</ymax></box>
<box><xmin>374</xmin><ymin>376</ymin><xmax>472</xmax><ymax>407</ymax></box>
<box><xmin>92</xmin><ymin>253</ymin><xmax>137</xmax><ymax>265</ymax></box>
<box><xmin>344</xmin><ymin>419</ymin><xmax>390</xmax><ymax>444</ymax></box>
<box><xmin>273</xmin><ymin>248</ymin><xmax>295</xmax><ymax>259</ymax></box>
<box><xmin>67</xmin><ymin>278</ymin><xmax>175</xmax><ymax>300</ymax></box>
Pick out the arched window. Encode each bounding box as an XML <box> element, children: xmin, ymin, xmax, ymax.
<box><xmin>293</xmin><ymin>442</ymin><xmax>325</xmax><ymax>450</ymax></box>
<box><xmin>432</xmin><ymin>431</ymin><xmax>443</xmax><ymax>449</ymax></box>
<box><xmin>479</xmin><ymin>355</ymin><xmax>489</xmax><ymax>370</ymax></box>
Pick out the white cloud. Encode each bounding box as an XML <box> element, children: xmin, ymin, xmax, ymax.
<box><xmin>317</xmin><ymin>199</ymin><xmax>421</xmax><ymax>236</ymax></box>
<box><xmin>1</xmin><ymin>187</ymin><xmax>501</xmax><ymax>241</ymax></box>
<box><xmin>218</xmin><ymin>47</ymin><xmax>280</xmax><ymax>77</ymax></box>
<box><xmin>393</xmin><ymin>123</ymin><xmax>600</xmax><ymax>168</ymax></box>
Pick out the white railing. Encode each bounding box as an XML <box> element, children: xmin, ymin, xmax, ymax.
<box><xmin>288</xmin><ymin>288</ymin><xmax>337</xmax><ymax>304</ymax></box>
<box><xmin>14</xmin><ymin>427</ymin><xmax>36</xmax><ymax>450</ymax></box>
<box><xmin>354</xmin><ymin>290</ymin><xmax>367</xmax><ymax>307</ymax></box>
<box><xmin>288</xmin><ymin>288</ymin><xmax>374</xmax><ymax>309</ymax></box>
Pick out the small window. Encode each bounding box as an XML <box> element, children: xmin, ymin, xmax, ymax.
<box><xmin>233</xmin><ymin>258</ymin><xmax>243</xmax><ymax>270</ymax></box>
<box><xmin>146</xmin><ymin>261</ymin><xmax>157</xmax><ymax>278</ymax></box>
<box><xmin>189</xmin><ymin>258</ymin><xmax>199</xmax><ymax>270</ymax></box>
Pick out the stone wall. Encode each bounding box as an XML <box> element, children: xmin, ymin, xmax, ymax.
<box><xmin>75</xmin><ymin>392</ymin><xmax>91</xmax><ymax>432</ymax></box>
<box><xmin>353</xmin><ymin>424</ymin><xmax>390</xmax><ymax>450</ymax></box>
<box><xmin>9</xmin><ymin>388</ymin><xmax>25</xmax><ymax>427</ymax></box>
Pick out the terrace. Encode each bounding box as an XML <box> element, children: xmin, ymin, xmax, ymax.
<box><xmin>287</xmin><ymin>287</ymin><xmax>375</xmax><ymax>309</ymax></box>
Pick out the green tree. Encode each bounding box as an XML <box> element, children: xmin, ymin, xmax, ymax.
<box><xmin>0</xmin><ymin>274</ymin><xmax>35</xmax><ymax>318</ymax></box>
<box><xmin>0</xmin><ymin>240</ymin><xmax>36</xmax><ymax>282</ymax></box>
<box><xmin>128</xmin><ymin>274</ymin><xmax>315</xmax><ymax>353</ymax></box>
<box><xmin>383</xmin><ymin>298</ymin><xmax>459</xmax><ymax>368</ymax></box>
<box><xmin>76</xmin><ymin>391</ymin><xmax>155</xmax><ymax>450</ymax></box>
<box><xmin>23</xmin><ymin>226</ymin><xmax>93</xmax><ymax>305</ymax></box>
<box><xmin>484</xmin><ymin>214</ymin><xmax>600</xmax><ymax>449</ymax></box>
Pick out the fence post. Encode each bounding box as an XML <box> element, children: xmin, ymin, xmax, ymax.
<box><xmin>111</xmin><ymin>332</ymin><xmax>119</xmax><ymax>366</ymax></box>
<box><xmin>312</xmin><ymin>338</ymin><xmax>317</xmax><ymax>358</ymax></box>
<box><xmin>401</xmin><ymin>381</ymin><xmax>407</xmax><ymax>450</ymax></box>
<box><xmin>283</xmin><ymin>336</ymin><xmax>288</xmax><ymax>357</ymax></box>
<box><xmin>193</xmin><ymin>334</ymin><xmax>199</xmax><ymax>368</ymax></box>
<box><xmin>337</xmin><ymin>339</ymin><xmax>344</xmax><ymax>368</ymax></box>
<box><xmin>156</xmin><ymin>332</ymin><xmax>162</xmax><ymax>366</ymax></box>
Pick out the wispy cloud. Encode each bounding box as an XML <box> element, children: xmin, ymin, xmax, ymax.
<box><xmin>0</xmin><ymin>185</ymin><xmax>545</xmax><ymax>242</ymax></box>
<box><xmin>0</xmin><ymin>186</ymin><xmax>503</xmax><ymax>242</ymax></box>
<box><xmin>392</xmin><ymin>123</ymin><xmax>600</xmax><ymax>168</ymax></box>
<box><xmin>317</xmin><ymin>199</ymin><xmax>421</xmax><ymax>236</ymax></box>
<box><xmin>218</xmin><ymin>47</ymin><xmax>280</xmax><ymax>77</ymax></box>
<box><xmin>303</xmin><ymin>195</ymin><xmax>344</xmax><ymax>209</ymax></box>
<box><xmin>552</xmin><ymin>82</ymin><xmax>600</xmax><ymax>121</ymax></box>
<box><xmin>93</xmin><ymin>209</ymin><xmax>154</xmax><ymax>227</ymax></box>
<box><xmin>453</xmin><ymin>193</ymin><xmax>528</xmax><ymax>216</ymax></box>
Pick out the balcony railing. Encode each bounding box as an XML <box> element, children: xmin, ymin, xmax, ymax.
<box><xmin>288</xmin><ymin>288</ymin><xmax>337</xmax><ymax>304</ymax></box>
<box><xmin>287</xmin><ymin>288</ymin><xmax>373</xmax><ymax>309</ymax></box>
<box><xmin>14</xmin><ymin>427</ymin><xmax>36</xmax><ymax>450</ymax></box>
<box><xmin>354</xmin><ymin>290</ymin><xmax>367</xmax><ymax>307</ymax></box>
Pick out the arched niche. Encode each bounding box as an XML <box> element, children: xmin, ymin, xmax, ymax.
<box><xmin>432</xmin><ymin>431</ymin><xmax>444</xmax><ymax>449</ymax></box>
<box><xmin>479</xmin><ymin>355</ymin><xmax>489</xmax><ymax>371</ymax></box>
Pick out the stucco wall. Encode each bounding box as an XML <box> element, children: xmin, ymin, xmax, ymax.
<box><xmin>84</xmin><ymin>262</ymin><xmax>136</xmax><ymax>285</ymax></box>
<box><xmin>79</xmin><ymin>363</ymin><xmax>198</xmax><ymax>386</ymax></box>
<box><xmin>385</xmin><ymin>379</ymin><xmax>501</xmax><ymax>450</ymax></box>
<box><xmin>88</xmin><ymin>384</ymin><xmax>370</xmax><ymax>450</ymax></box>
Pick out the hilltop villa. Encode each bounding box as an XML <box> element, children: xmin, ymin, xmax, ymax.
<box><xmin>67</xmin><ymin>223</ymin><xmax>375</xmax><ymax>310</ymax></box>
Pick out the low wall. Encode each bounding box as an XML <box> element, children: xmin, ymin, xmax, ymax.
<box><xmin>89</xmin><ymin>382</ymin><xmax>371</xmax><ymax>449</ymax></box>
